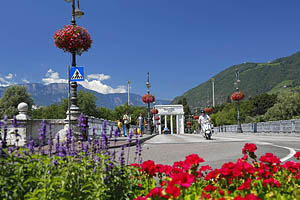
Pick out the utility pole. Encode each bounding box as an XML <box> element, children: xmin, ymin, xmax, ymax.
<box><xmin>211</xmin><ymin>78</ymin><xmax>215</xmax><ymax>107</ymax></box>
<box><xmin>127</xmin><ymin>80</ymin><xmax>131</xmax><ymax>106</ymax></box>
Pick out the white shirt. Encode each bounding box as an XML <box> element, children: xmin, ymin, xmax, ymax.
<box><xmin>198</xmin><ymin>114</ymin><xmax>210</xmax><ymax>124</ymax></box>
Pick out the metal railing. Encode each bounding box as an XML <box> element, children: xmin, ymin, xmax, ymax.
<box><xmin>215</xmin><ymin>119</ymin><xmax>300</xmax><ymax>134</ymax></box>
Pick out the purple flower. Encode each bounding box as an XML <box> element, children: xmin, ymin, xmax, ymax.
<box><xmin>27</xmin><ymin>136</ymin><xmax>35</xmax><ymax>154</ymax></box>
<box><xmin>119</xmin><ymin>145</ymin><xmax>125</xmax><ymax>167</ymax></box>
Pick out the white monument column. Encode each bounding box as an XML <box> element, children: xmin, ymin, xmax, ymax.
<box><xmin>170</xmin><ymin>115</ymin><xmax>173</xmax><ymax>134</ymax></box>
<box><xmin>176</xmin><ymin>115</ymin><xmax>179</xmax><ymax>134</ymax></box>
<box><xmin>164</xmin><ymin>115</ymin><xmax>167</xmax><ymax>129</ymax></box>
<box><xmin>181</xmin><ymin>114</ymin><xmax>185</xmax><ymax>134</ymax></box>
<box><xmin>159</xmin><ymin>115</ymin><xmax>162</xmax><ymax>135</ymax></box>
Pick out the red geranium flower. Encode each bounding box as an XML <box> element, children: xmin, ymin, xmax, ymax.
<box><xmin>140</xmin><ymin>160</ymin><xmax>156</xmax><ymax>176</ymax></box>
<box><xmin>54</xmin><ymin>25</ymin><xmax>92</xmax><ymax>55</ymax></box>
<box><xmin>295</xmin><ymin>152</ymin><xmax>300</xmax><ymax>160</ymax></box>
<box><xmin>259</xmin><ymin>153</ymin><xmax>281</xmax><ymax>165</ymax></box>
<box><xmin>242</xmin><ymin>143</ymin><xmax>257</xmax><ymax>154</ymax></box>
<box><xmin>263</xmin><ymin>177</ymin><xmax>281</xmax><ymax>187</ymax></box>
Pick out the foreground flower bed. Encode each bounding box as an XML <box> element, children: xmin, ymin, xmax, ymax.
<box><xmin>0</xmin><ymin>116</ymin><xmax>299</xmax><ymax>199</ymax></box>
<box><xmin>132</xmin><ymin>145</ymin><xmax>300</xmax><ymax>200</ymax></box>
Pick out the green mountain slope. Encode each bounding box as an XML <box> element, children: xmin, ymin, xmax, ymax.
<box><xmin>172</xmin><ymin>51</ymin><xmax>300</xmax><ymax>111</ymax></box>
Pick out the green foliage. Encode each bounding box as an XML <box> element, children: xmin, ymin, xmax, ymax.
<box><xmin>0</xmin><ymin>149</ymin><xmax>142</xmax><ymax>200</ymax></box>
<box><xmin>0</xmin><ymin>85</ymin><xmax>34</xmax><ymax>118</ymax></box>
<box><xmin>32</xmin><ymin>101</ymin><xmax>67</xmax><ymax>119</ymax></box>
<box><xmin>77</xmin><ymin>90</ymin><xmax>98</xmax><ymax>117</ymax></box>
<box><xmin>264</xmin><ymin>91</ymin><xmax>300</xmax><ymax>121</ymax></box>
<box><xmin>249</xmin><ymin>93</ymin><xmax>277</xmax><ymax>116</ymax></box>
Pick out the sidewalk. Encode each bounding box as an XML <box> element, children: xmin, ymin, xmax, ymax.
<box><xmin>109</xmin><ymin>134</ymin><xmax>157</xmax><ymax>149</ymax></box>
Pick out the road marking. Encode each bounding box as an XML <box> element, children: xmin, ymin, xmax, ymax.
<box><xmin>269</xmin><ymin>144</ymin><xmax>296</xmax><ymax>162</ymax></box>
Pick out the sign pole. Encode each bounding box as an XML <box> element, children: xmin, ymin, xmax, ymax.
<box><xmin>68</xmin><ymin>65</ymin><xmax>71</xmax><ymax>130</ymax></box>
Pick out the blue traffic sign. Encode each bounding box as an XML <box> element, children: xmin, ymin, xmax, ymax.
<box><xmin>70</xmin><ymin>67</ymin><xmax>84</xmax><ymax>82</ymax></box>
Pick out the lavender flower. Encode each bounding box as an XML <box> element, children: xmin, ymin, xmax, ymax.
<box><xmin>48</xmin><ymin>124</ymin><xmax>53</xmax><ymax>156</ymax></box>
<box><xmin>27</xmin><ymin>136</ymin><xmax>35</xmax><ymax>154</ymax></box>
<box><xmin>38</xmin><ymin>120</ymin><xmax>47</xmax><ymax>153</ymax></box>
<box><xmin>2</xmin><ymin>116</ymin><xmax>8</xmax><ymax>148</ymax></box>
<box><xmin>55</xmin><ymin>133</ymin><xmax>60</xmax><ymax>154</ymax></box>
<box><xmin>126</xmin><ymin>130</ymin><xmax>134</xmax><ymax>165</ymax></box>
<box><xmin>78</xmin><ymin>113</ymin><xmax>87</xmax><ymax>141</ymax></box>
<box><xmin>119</xmin><ymin>145</ymin><xmax>125</xmax><ymax>167</ymax></box>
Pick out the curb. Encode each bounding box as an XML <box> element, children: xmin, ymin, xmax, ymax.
<box><xmin>109</xmin><ymin>135</ymin><xmax>157</xmax><ymax>149</ymax></box>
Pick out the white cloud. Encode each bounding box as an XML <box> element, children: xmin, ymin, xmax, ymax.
<box><xmin>42</xmin><ymin>69</ymin><xmax>68</xmax><ymax>84</ymax></box>
<box><xmin>5</xmin><ymin>73</ymin><xmax>14</xmax><ymax>80</ymax></box>
<box><xmin>42</xmin><ymin>69</ymin><xmax>126</xmax><ymax>94</ymax></box>
<box><xmin>0</xmin><ymin>73</ymin><xmax>16</xmax><ymax>87</ymax></box>
<box><xmin>22</xmin><ymin>79</ymin><xmax>30</xmax><ymax>84</ymax></box>
<box><xmin>87</xmin><ymin>74</ymin><xmax>110</xmax><ymax>81</ymax></box>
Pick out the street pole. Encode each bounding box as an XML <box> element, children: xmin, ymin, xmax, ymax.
<box><xmin>66</xmin><ymin>0</ymin><xmax>84</xmax><ymax>122</ymax></box>
<box><xmin>212</xmin><ymin>78</ymin><xmax>215</xmax><ymax>107</ymax></box>
<box><xmin>127</xmin><ymin>80</ymin><xmax>131</xmax><ymax>106</ymax></box>
<box><xmin>146</xmin><ymin>72</ymin><xmax>151</xmax><ymax>135</ymax></box>
<box><xmin>235</xmin><ymin>70</ymin><xmax>243</xmax><ymax>133</ymax></box>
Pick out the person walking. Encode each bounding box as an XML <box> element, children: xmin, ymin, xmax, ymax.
<box><xmin>123</xmin><ymin>111</ymin><xmax>131</xmax><ymax>136</ymax></box>
<box><xmin>137</xmin><ymin>113</ymin><xmax>145</xmax><ymax>137</ymax></box>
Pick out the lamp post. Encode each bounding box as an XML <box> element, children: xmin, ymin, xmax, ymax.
<box><xmin>235</xmin><ymin>69</ymin><xmax>243</xmax><ymax>133</ymax></box>
<box><xmin>146</xmin><ymin>72</ymin><xmax>151</xmax><ymax>135</ymax></box>
<box><xmin>65</xmin><ymin>0</ymin><xmax>84</xmax><ymax>121</ymax></box>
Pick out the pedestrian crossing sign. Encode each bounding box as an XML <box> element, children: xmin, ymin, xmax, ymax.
<box><xmin>70</xmin><ymin>67</ymin><xmax>84</xmax><ymax>82</ymax></box>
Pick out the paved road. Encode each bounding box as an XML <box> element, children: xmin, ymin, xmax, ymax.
<box><xmin>117</xmin><ymin>133</ymin><xmax>300</xmax><ymax>169</ymax></box>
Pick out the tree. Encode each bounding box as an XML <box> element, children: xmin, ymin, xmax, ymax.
<box><xmin>249</xmin><ymin>93</ymin><xmax>277</xmax><ymax>116</ymax></box>
<box><xmin>32</xmin><ymin>103</ymin><xmax>66</xmax><ymax>119</ymax></box>
<box><xmin>264</xmin><ymin>91</ymin><xmax>300</xmax><ymax>121</ymax></box>
<box><xmin>0</xmin><ymin>86</ymin><xmax>34</xmax><ymax>118</ymax></box>
<box><xmin>77</xmin><ymin>90</ymin><xmax>98</xmax><ymax>117</ymax></box>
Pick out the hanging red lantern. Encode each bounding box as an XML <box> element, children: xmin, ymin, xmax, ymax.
<box><xmin>142</xmin><ymin>94</ymin><xmax>155</xmax><ymax>103</ymax></box>
<box><xmin>231</xmin><ymin>91</ymin><xmax>245</xmax><ymax>101</ymax></box>
<box><xmin>154</xmin><ymin>116</ymin><xmax>160</xmax><ymax>121</ymax></box>
<box><xmin>204</xmin><ymin>107</ymin><xmax>213</xmax><ymax>114</ymax></box>
<box><xmin>193</xmin><ymin>115</ymin><xmax>199</xmax><ymax>120</ymax></box>
<box><xmin>150</xmin><ymin>108</ymin><xmax>159</xmax><ymax>115</ymax></box>
<box><xmin>186</xmin><ymin>121</ymin><xmax>192</xmax><ymax>125</ymax></box>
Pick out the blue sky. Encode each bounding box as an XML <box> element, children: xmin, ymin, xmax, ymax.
<box><xmin>1</xmin><ymin>0</ymin><xmax>300</xmax><ymax>100</ymax></box>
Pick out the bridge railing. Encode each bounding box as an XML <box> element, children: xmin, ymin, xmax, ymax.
<box><xmin>215</xmin><ymin>119</ymin><xmax>300</xmax><ymax>134</ymax></box>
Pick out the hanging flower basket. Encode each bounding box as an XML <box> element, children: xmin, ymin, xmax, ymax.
<box><xmin>54</xmin><ymin>25</ymin><xmax>92</xmax><ymax>55</ymax></box>
<box><xmin>193</xmin><ymin>115</ymin><xmax>199</xmax><ymax>120</ymax></box>
<box><xmin>186</xmin><ymin>121</ymin><xmax>192</xmax><ymax>125</ymax></box>
<box><xmin>204</xmin><ymin>107</ymin><xmax>213</xmax><ymax>114</ymax></box>
<box><xmin>157</xmin><ymin>122</ymin><xmax>161</xmax><ymax>125</ymax></box>
<box><xmin>150</xmin><ymin>108</ymin><xmax>158</xmax><ymax>115</ymax></box>
<box><xmin>142</xmin><ymin>94</ymin><xmax>155</xmax><ymax>103</ymax></box>
<box><xmin>154</xmin><ymin>116</ymin><xmax>160</xmax><ymax>121</ymax></box>
<box><xmin>231</xmin><ymin>91</ymin><xmax>245</xmax><ymax>101</ymax></box>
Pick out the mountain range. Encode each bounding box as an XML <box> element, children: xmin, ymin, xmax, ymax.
<box><xmin>172</xmin><ymin>51</ymin><xmax>300</xmax><ymax>110</ymax></box>
<box><xmin>0</xmin><ymin>83</ymin><xmax>170</xmax><ymax>109</ymax></box>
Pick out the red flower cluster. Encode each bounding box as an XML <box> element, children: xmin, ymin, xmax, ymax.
<box><xmin>204</xmin><ymin>107</ymin><xmax>213</xmax><ymax>114</ymax></box>
<box><xmin>242</xmin><ymin>143</ymin><xmax>257</xmax><ymax>154</ymax></box>
<box><xmin>186</xmin><ymin>121</ymin><xmax>192</xmax><ymax>125</ymax></box>
<box><xmin>133</xmin><ymin>143</ymin><xmax>300</xmax><ymax>199</ymax></box>
<box><xmin>295</xmin><ymin>152</ymin><xmax>300</xmax><ymax>160</ymax></box>
<box><xmin>193</xmin><ymin>115</ymin><xmax>199</xmax><ymax>120</ymax></box>
<box><xmin>259</xmin><ymin>153</ymin><xmax>281</xmax><ymax>165</ymax></box>
<box><xmin>150</xmin><ymin>108</ymin><xmax>158</xmax><ymax>115</ymax></box>
<box><xmin>231</xmin><ymin>91</ymin><xmax>245</xmax><ymax>101</ymax></box>
<box><xmin>142</xmin><ymin>94</ymin><xmax>155</xmax><ymax>103</ymax></box>
<box><xmin>54</xmin><ymin>25</ymin><xmax>92</xmax><ymax>55</ymax></box>
<box><xmin>154</xmin><ymin>116</ymin><xmax>160</xmax><ymax>121</ymax></box>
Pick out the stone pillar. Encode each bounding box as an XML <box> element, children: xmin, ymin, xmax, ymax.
<box><xmin>170</xmin><ymin>115</ymin><xmax>173</xmax><ymax>134</ymax></box>
<box><xmin>159</xmin><ymin>115</ymin><xmax>162</xmax><ymax>135</ymax></box>
<box><xmin>176</xmin><ymin>115</ymin><xmax>179</xmax><ymax>134</ymax></box>
<box><xmin>164</xmin><ymin>115</ymin><xmax>167</xmax><ymax>129</ymax></box>
<box><xmin>177</xmin><ymin>114</ymin><xmax>184</xmax><ymax>134</ymax></box>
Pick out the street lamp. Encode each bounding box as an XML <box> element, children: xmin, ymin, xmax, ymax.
<box><xmin>65</xmin><ymin>0</ymin><xmax>84</xmax><ymax>121</ymax></box>
<box><xmin>146</xmin><ymin>72</ymin><xmax>151</xmax><ymax>135</ymax></box>
<box><xmin>234</xmin><ymin>69</ymin><xmax>243</xmax><ymax>133</ymax></box>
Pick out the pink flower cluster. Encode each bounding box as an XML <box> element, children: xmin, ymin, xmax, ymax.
<box><xmin>54</xmin><ymin>25</ymin><xmax>92</xmax><ymax>55</ymax></box>
<box><xmin>231</xmin><ymin>91</ymin><xmax>245</xmax><ymax>101</ymax></box>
